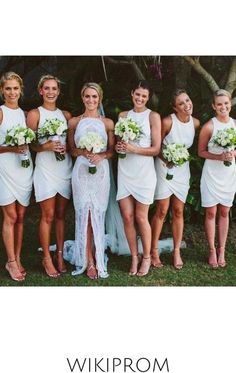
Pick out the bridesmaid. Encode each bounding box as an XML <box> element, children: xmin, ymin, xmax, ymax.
<box><xmin>27</xmin><ymin>75</ymin><xmax>72</xmax><ymax>277</ymax></box>
<box><xmin>198</xmin><ymin>89</ymin><xmax>236</xmax><ymax>268</ymax></box>
<box><xmin>151</xmin><ymin>89</ymin><xmax>200</xmax><ymax>269</ymax></box>
<box><xmin>68</xmin><ymin>82</ymin><xmax>114</xmax><ymax>279</ymax></box>
<box><xmin>0</xmin><ymin>71</ymin><xmax>33</xmax><ymax>281</ymax></box>
<box><xmin>116</xmin><ymin>80</ymin><xmax>161</xmax><ymax>276</ymax></box>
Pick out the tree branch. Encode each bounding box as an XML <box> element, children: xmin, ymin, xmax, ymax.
<box><xmin>225</xmin><ymin>57</ymin><xmax>236</xmax><ymax>94</ymax></box>
<box><xmin>183</xmin><ymin>56</ymin><xmax>219</xmax><ymax>92</ymax></box>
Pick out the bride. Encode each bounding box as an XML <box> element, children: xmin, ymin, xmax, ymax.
<box><xmin>67</xmin><ymin>82</ymin><xmax>114</xmax><ymax>279</ymax></box>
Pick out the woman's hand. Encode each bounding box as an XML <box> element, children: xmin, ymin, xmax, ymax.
<box><xmin>14</xmin><ymin>145</ymin><xmax>28</xmax><ymax>154</ymax></box>
<box><xmin>44</xmin><ymin>140</ymin><xmax>65</xmax><ymax>153</ymax></box>
<box><xmin>165</xmin><ymin>161</ymin><xmax>174</xmax><ymax>169</ymax></box>
<box><xmin>116</xmin><ymin>140</ymin><xmax>138</xmax><ymax>154</ymax></box>
<box><xmin>115</xmin><ymin>140</ymin><xmax>126</xmax><ymax>153</ymax></box>
<box><xmin>87</xmin><ymin>153</ymin><xmax>106</xmax><ymax>165</ymax></box>
<box><xmin>220</xmin><ymin>150</ymin><xmax>234</xmax><ymax>162</ymax></box>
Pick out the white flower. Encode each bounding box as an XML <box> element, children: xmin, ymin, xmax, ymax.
<box><xmin>5</xmin><ymin>125</ymin><xmax>36</xmax><ymax>146</ymax></box>
<box><xmin>211</xmin><ymin>127</ymin><xmax>236</xmax><ymax>149</ymax></box>
<box><xmin>163</xmin><ymin>143</ymin><xmax>190</xmax><ymax>166</ymax></box>
<box><xmin>114</xmin><ymin>117</ymin><xmax>141</xmax><ymax>142</ymax></box>
<box><xmin>78</xmin><ymin>132</ymin><xmax>106</xmax><ymax>153</ymax></box>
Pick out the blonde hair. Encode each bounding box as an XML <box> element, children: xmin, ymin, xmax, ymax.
<box><xmin>37</xmin><ymin>74</ymin><xmax>61</xmax><ymax>91</ymax></box>
<box><xmin>213</xmin><ymin>89</ymin><xmax>231</xmax><ymax>103</ymax></box>
<box><xmin>81</xmin><ymin>82</ymin><xmax>103</xmax><ymax>104</ymax></box>
<box><xmin>0</xmin><ymin>71</ymin><xmax>24</xmax><ymax>97</ymax></box>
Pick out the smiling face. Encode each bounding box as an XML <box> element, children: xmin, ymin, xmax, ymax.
<box><xmin>212</xmin><ymin>95</ymin><xmax>231</xmax><ymax>119</ymax></box>
<box><xmin>1</xmin><ymin>79</ymin><xmax>21</xmax><ymax>105</ymax></box>
<box><xmin>39</xmin><ymin>79</ymin><xmax>60</xmax><ymax>104</ymax></box>
<box><xmin>173</xmin><ymin>93</ymin><xmax>193</xmax><ymax>116</ymax></box>
<box><xmin>82</xmin><ymin>87</ymin><xmax>100</xmax><ymax>111</ymax></box>
<box><xmin>131</xmin><ymin>87</ymin><xmax>149</xmax><ymax>110</ymax></box>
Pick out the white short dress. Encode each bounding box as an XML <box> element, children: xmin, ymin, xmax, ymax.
<box><xmin>33</xmin><ymin>106</ymin><xmax>72</xmax><ymax>202</ymax></box>
<box><xmin>116</xmin><ymin>109</ymin><xmax>156</xmax><ymax>205</ymax></box>
<box><xmin>200</xmin><ymin>117</ymin><xmax>236</xmax><ymax>207</ymax></box>
<box><xmin>68</xmin><ymin>117</ymin><xmax>110</xmax><ymax>278</ymax></box>
<box><xmin>154</xmin><ymin>113</ymin><xmax>195</xmax><ymax>203</ymax></box>
<box><xmin>0</xmin><ymin>105</ymin><xmax>33</xmax><ymax>206</ymax></box>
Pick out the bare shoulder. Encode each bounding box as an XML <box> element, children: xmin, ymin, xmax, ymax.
<box><xmin>26</xmin><ymin>108</ymin><xmax>40</xmax><ymax>130</ymax></box>
<box><xmin>118</xmin><ymin>111</ymin><xmax>128</xmax><ymax>119</ymax></box>
<box><xmin>150</xmin><ymin>111</ymin><xmax>161</xmax><ymax>125</ymax></box>
<box><xmin>102</xmin><ymin>117</ymin><xmax>114</xmax><ymax>131</ymax></box>
<box><xmin>27</xmin><ymin>108</ymin><xmax>40</xmax><ymax>120</ymax></box>
<box><xmin>200</xmin><ymin>119</ymin><xmax>213</xmax><ymax>135</ymax></box>
<box><xmin>162</xmin><ymin>115</ymin><xmax>172</xmax><ymax>128</ymax></box>
<box><xmin>193</xmin><ymin>116</ymin><xmax>200</xmax><ymax>129</ymax></box>
<box><xmin>68</xmin><ymin>115</ymin><xmax>82</xmax><ymax>130</ymax></box>
<box><xmin>0</xmin><ymin>107</ymin><xmax>3</xmax><ymax>124</ymax></box>
<box><xmin>62</xmin><ymin>110</ymin><xmax>72</xmax><ymax>121</ymax></box>
<box><xmin>150</xmin><ymin>110</ymin><xmax>161</xmax><ymax>121</ymax></box>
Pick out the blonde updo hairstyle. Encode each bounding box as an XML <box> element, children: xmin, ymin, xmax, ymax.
<box><xmin>212</xmin><ymin>89</ymin><xmax>231</xmax><ymax>104</ymax></box>
<box><xmin>0</xmin><ymin>71</ymin><xmax>24</xmax><ymax>98</ymax></box>
<box><xmin>37</xmin><ymin>74</ymin><xmax>61</xmax><ymax>92</ymax></box>
<box><xmin>81</xmin><ymin>82</ymin><xmax>103</xmax><ymax>104</ymax></box>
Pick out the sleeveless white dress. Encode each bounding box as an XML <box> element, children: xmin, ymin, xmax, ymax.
<box><xmin>154</xmin><ymin>113</ymin><xmax>195</xmax><ymax>203</ymax></box>
<box><xmin>67</xmin><ymin>117</ymin><xmax>110</xmax><ymax>278</ymax></box>
<box><xmin>200</xmin><ymin>117</ymin><xmax>236</xmax><ymax>207</ymax></box>
<box><xmin>33</xmin><ymin>106</ymin><xmax>72</xmax><ymax>202</ymax></box>
<box><xmin>0</xmin><ymin>105</ymin><xmax>33</xmax><ymax>206</ymax></box>
<box><xmin>116</xmin><ymin>109</ymin><xmax>156</xmax><ymax>204</ymax></box>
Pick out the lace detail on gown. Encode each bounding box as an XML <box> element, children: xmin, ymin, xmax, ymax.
<box><xmin>66</xmin><ymin>117</ymin><xmax>110</xmax><ymax>278</ymax></box>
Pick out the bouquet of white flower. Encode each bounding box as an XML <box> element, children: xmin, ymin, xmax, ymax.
<box><xmin>5</xmin><ymin>125</ymin><xmax>36</xmax><ymax>167</ymax></box>
<box><xmin>162</xmin><ymin>143</ymin><xmax>190</xmax><ymax>180</ymax></box>
<box><xmin>114</xmin><ymin>117</ymin><xmax>141</xmax><ymax>158</ymax></box>
<box><xmin>37</xmin><ymin>118</ymin><xmax>67</xmax><ymax>161</ymax></box>
<box><xmin>78</xmin><ymin>131</ymin><xmax>106</xmax><ymax>174</ymax></box>
<box><xmin>210</xmin><ymin>127</ymin><xmax>236</xmax><ymax>166</ymax></box>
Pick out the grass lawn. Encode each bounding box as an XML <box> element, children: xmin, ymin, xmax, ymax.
<box><xmin>1</xmin><ymin>200</ymin><xmax>236</xmax><ymax>286</ymax></box>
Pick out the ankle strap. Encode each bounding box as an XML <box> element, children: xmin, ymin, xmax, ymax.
<box><xmin>7</xmin><ymin>259</ymin><xmax>16</xmax><ymax>263</ymax></box>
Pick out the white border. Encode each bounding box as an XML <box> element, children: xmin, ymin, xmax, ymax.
<box><xmin>1</xmin><ymin>1</ymin><xmax>236</xmax><ymax>373</ymax></box>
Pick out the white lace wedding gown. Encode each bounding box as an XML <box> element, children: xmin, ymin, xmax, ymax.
<box><xmin>64</xmin><ymin>117</ymin><xmax>110</xmax><ymax>278</ymax></box>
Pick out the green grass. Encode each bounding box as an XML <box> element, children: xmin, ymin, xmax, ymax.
<box><xmin>1</xmin><ymin>201</ymin><xmax>236</xmax><ymax>286</ymax></box>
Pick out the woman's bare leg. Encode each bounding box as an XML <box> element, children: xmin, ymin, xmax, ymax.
<box><xmin>171</xmin><ymin>195</ymin><xmax>184</xmax><ymax>269</ymax></box>
<box><xmin>217</xmin><ymin>204</ymin><xmax>230</xmax><ymax>267</ymax></box>
<box><xmin>119</xmin><ymin>196</ymin><xmax>139</xmax><ymax>274</ymax></box>
<box><xmin>55</xmin><ymin>194</ymin><xmax>69</xmax><ymax>272</ymax></box>
<box><xmin>14</xmin><ymin>202</ymin><xmax>27</xmax><ymax>274</ymax></box>
<box><xmin>135</xmin><ymin>201</ymin><xmax>152</xmax><ymax>276</ymax></box>
<box><xmin>39</xmin><ymin>197</ymin><xmax>59</xmax><ymax>277</ymax></box>
<box><xmin>1</xmin><ymin>203</ymin><xmax>24</xmax><ymax>280</ymax></box>
<box><xmin>151</xmin><ymin>198</ymin><xmax>170</xmax><ymax>267</ymax></box>
<box><xmin>204</xmin><ymin>205</ymin><xmax>218</xmax><ymax>268</ymax></box>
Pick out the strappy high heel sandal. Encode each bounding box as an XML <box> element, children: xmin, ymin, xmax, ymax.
<box><xmin>42</xmin><ymin>256</ymin><xmax>60</xmax><ymax>278</ymax></box>
<box><xmin>137</xmin><ymin>256</ymin><xmax>151</xmax><ymax>277</ymax></box>
<box><xmin>5</xmin><ymin>259</ymin><xmax>25</xmax><ymax>282</ymax></box>
<box><xmin>129</xmin><ymin>255</ymin><xmax>141</xmax><ymax>276</ymax></box>
<box><xmin>151</xmin><ymin>248</ymin><xmax>164</xmax><ymax>268</ymax></box>
<box><xmin>173</xmin><ymin>250</ymin><xmax>183</xmax><ymax>270</ymax></box>
<box><xmin>217</xmin><ymin>247</ymin><xmax>227</xmax><ymax>268</ymax></box>
<box><xmin>16</xmin><ymin>256</ymin><xmax>27</xmax><ymax>276</ymax></box>
<box><xmin>54</xmin><ymin>250</ymin><xmax>67</xmax><ymax>273</ymax></box>
<box><xmin>86</xmin><ymin>263</ymin><xmax>98</xmax><ymax>280</ymax></box>
<box><xmin>208</xmin><ymin>249</ymin><xmax>218</xmax><ymax>269</ymax></box>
